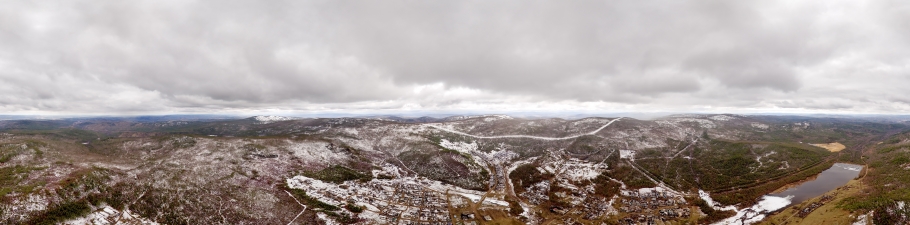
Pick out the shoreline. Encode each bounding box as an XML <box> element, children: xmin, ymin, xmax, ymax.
<box><xmin>769</xmin><ymin>162</ymin><xmax>864</xmax><ymax>195</ymax></box>
<box><xmin>759</xmin><ymin>179</ymin><xmax>864</xmax><ymax>224</ymax></box>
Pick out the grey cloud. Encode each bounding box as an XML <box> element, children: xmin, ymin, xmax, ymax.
<box><xmin>2</xmin><ymin>1</ymin><xmax>405</xmax><ymax>105</ymax></box>
<box><xmin>322</xmin><ymin>0</ymin><xmax>835</xmax><ymax>95</ymax></box>
<box><xmin>0</xmin><ymin>0</ymin><xmax>909</xmax><ymax>114</ymax></box>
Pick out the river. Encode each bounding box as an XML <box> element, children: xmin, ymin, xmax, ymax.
<box><xmin>770</xmin><ymin>163</ymin><xmax>863</xmax><ymax>205</ymax></box>
<box><xmin>711</xmin><ymin>163</ymin><xmax>864</xmax><ymax>225</ymax></box>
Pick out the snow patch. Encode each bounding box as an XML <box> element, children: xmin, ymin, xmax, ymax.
<box><xmin>853</xmin><ymin>211</ymin><xmax>872</xmax><ymax>225</ymax></box>
<box><xmin>426</xmin><ymin>117</ymin><xmax>622</xmax><ymax>140</ymax></box>
<box><xmin>287</xmin><ymin>173</ymin><xmax>509</xmax><ymax>224</ymax></box>
<box><xmin>287</xmin><ymin>176</ymin><xmax>344</xmax><ymax>205</ymax></box>
<box><xmin>709</xmin><ymin>115</ymin><xmax>736</xmax><ymax>121</ymax></box>
<box><xmin>439</xmin><ymin>139</ymin><xmax>478</xmax><ymax>153</ymax></box>
<box><xmin>483</xmin><ymin>115</ymin><xmax>513</xmax><ymax>122</ymax></box>
<box><xmin>358</xmin><ymin>210</ymin><xmax>383</xmax><ymax>222</ymax></box>
<box><xmin>317</xmin><ymin>212</ymin><xmax>340</xmax><ymax>225</ymax></box>
<box><xmin>779</xmin><ymin>161</ymin><xmax>790</xmax><ymax>170</ymax></box>
<box><xmin>63</xmin><ymin>206</ymin><xmax>159</xmax><ymax>225</ymax></box>
<box><xmin>699</xmin><ymin>190</ymin><xmax>734</xmax><ymax>211</ymax></box>
<box><xmin>556</xmin><ymin>159</ymin><xmax>608</xmax><ymax>181</ymax></box>
<box><xmin>286</xmin><ymin>141</ymin><xmax>350</xmax><ymax>167</ymax></box>
<box><xmin>750</xmin><ymin>122</ymin><xmax>770</xmax><ymax>130</ymax></box>
<box><xmin>664</xmin><ymin>118</ymin><xmax>717</xmax><ymax>129</ymax></box>
<box><xmin>371</xmin><ymin>163</ymin><xmax>404</xmax><ymax>179</ymax></box>
<box><xmin>626</xmin><ymin>187</ymin><xmax>682</xmax><ymax>198</ymax></box>
<box><xmin>251</xmin><ymin>115</ymin><xmax>296</xmax><ymax>123</ymax></box>
<box><xmin>459</xmin><ymin>193</ymin><xmax>510</xmax><ymax>207</ymax></box>
<box><xmin>835</xmin><ymin>164</ymin><xmax>863</xmax><ymax>172</ymax></box>
<box><xmin>5</xmin><ymin>194</ymin><xmax>48</xmax><ymax>220</ymax></box>
<box><xmin>619</xmin><ymin>150</ymin><xmax>636</xmax><ymax>161</ymax></box>
<box><xmin>712</xmin><ymin>195</ymin><xmax>793</xmax><ymax>225</ymax></box>
<box><xmin>486</xmin><ymin>149</ymin><xmax>519</xmax><ymax>164</ymax></box>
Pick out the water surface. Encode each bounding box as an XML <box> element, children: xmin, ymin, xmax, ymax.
<box><xmin>711</xmin><ymin>163</ymin><xmax>862</xmax><ymax>224</ymax></box>
<box><xmin>771</xmin><ymin>163</ymin><xmax>862</xmax><ymax>205</ymax></box>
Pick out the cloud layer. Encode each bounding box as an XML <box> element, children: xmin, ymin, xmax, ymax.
<box><xmin>1</xmin><ymin>0</ymin><xmax>908</xmax><ymax>115</ymax></box>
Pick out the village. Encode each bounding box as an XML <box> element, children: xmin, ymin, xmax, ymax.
<box><xmin>286</xmin><ymin>155</ymin><xmax>700</xmax><ymax>225</ymax></box>
<box><xmin>286</xmin><ymin>166</ymin><xmax>528</xmax><ymax>225</ymax></box>
<box><xmin>288</xmin><ymin>175</ymin><xmax>458</xmax><ymax>224</ymax></box>
<box><xmin>616</xmin><ymin>188</ymin><xmax>693</xmax><ymax>225</ymax></box>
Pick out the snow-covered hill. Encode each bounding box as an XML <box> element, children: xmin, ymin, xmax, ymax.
<box><xmin>250</xmin><ymin>115</ymin><xmax>297</xmax><ymax>123</ymax></box>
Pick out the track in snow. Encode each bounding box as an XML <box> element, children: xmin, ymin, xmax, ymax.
<box><xmin>626</xmin><ymin>159</ymin><xmax>683</xmax><ymax>195</ymax></box>
<box><xmin>425</xmin><ymin>117</ymin><xmax>622</xmax><ymax>140</ymax></box>
<box><xmin>667</xmin><ymin>137</ymin><xmax>699</xmax><ymax>166</ymax></box>
<box><xmin>285</xmin><ymin>190</ymin><xmax>308</xmax><ymax>225</ymax></box>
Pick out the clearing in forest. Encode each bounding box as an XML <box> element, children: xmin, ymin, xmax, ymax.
<box><xmin>811</xmin><ymin>142</ymin><xmax>846</xmax><ymax>152</ymax></box>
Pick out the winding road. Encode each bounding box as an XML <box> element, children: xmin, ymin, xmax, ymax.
<box><xmin>425</xmin><ymin>117</ymin><xmax>623</xmax><ymax>140</ymax></box>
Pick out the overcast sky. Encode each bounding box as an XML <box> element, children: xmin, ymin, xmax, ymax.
<box><xmin>1</xmin><ymin>0</ymin><xmax>908</xmax><ymax>116</ymax></box>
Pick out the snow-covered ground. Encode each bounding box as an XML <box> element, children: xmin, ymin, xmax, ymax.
<box><xmin>458</xmin><ymin>193</ymin><xmax>509</xmax><ymax>207</ymax></box>
<box><xmin>713</xmin><ymin>195</ymin><xmax>792</xmax><ymax>225</ymax></box>
<box><xmin>751</xmin><ymin>122</ymin><xmax>770</xmax><ymax>130</ymax></box>
<box><xmin>317</xmin><ymin>213</ymin><xmax>339</xmax><ymax>225</ymax></box>
<box><xmin>628</xmin><ymin>187</ymin><xmax>682</xmax><ymax>198</ymax></box>
<box><xmin>371</xmin><ymin>163</ymin><xmax>405</xmax><ymax>178</ymax></box>
<box><xmin>286</xmin><ymin>141</ymin><xmax>350</xmax><ymax>167</ymax></box>
<box><xmin>252</xmin><ymin>115</ymin><xmax>296</xmax><ymax>122</ymax></box>
<box><xmin>3</xmin><ymin>194</ymin><xmax>48</xmax><ymax>221</ymax></box>
<box><xmin>287</xmin><ymin>169</ymin><xmax>510</xmax><ymax>224</ymax></box>
<box><xmin>835</xmin><ymin>163</ymin><xmax>863</xmax><ymax>172</ymax></box>
<box><xmin>560</xmin><ymin>160</ymin><xmax>608</xmax><ymax>181</ymax></box>
<box><xmin>852</xmin><ymin>211</ymin><xmax>872</xmax><ymax>225</ymax></box>
<box><xmin>439</xmin><ymin>139</ymin><xmax>478</xmax><ymax>153</ymax></box>
<box><xmin>668</xmin><ymin>138</ymin><xmax>698</xmax><ymax>162</ymax></box>
<box><xmin>420</xmin><ymin>177</ymin><xmax>507</xmax><ymax>206</ymax></box>
<box><xmin>619</xmin><ymin>150</ymin><xmax>635</xmax><ymax>160</ymax></box>
<box><xmin>483</xmin><ymin>115</ymin><xmax>513</xmax><ymax>122</ymax></box>
<box><xmin>539</xmin><ymin>158</ymin><xmax>608</xmax><ymax>181</ymax></box>
<box><xmin>709</xmin><ymin>115</ymin><xmax>736</xmax><ymax>121</ymax></box>
<box><xmin>446</xmin><ymin>115</ymin><xmax>512</xmax><ymax>122</ymax></box>
<box><xmin>63</xmin><ymin>206</ymin><xmax>159</xmax><ymax>225</ymax></box>
<box><xmin>286</xmin><ymin>176</ymin><xmax>348</xmax><ymax>206</ymax></box>
<box><xmin>698</xmin><ymin>190</ymin><xmax>736</xmax><ymax>211</ymax></box>
<box><xmin>702</xmin><ymin>189</ymin><xmax>793</xmax><ymax>225</ymax></box>
<box><xmin>752</xmin><ymin>151</ymin><xmax>776</xmax><ymax>173</ymax></box>
<box><xmin>662</xmin><ymin>118</ymin><xmax>717</xmax><ymax>129</ymax></box>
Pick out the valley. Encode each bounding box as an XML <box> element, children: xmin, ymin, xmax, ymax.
<box><xmin>0</xmin><ymin>114</ymin><xmax>907</xmax><ymax>224</ymax></box>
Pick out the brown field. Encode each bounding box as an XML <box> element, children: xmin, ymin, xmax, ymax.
<box><xmin>811</xmin><ymin>142</ymin><xmax>846</xmax><ymax>152</ymax></box>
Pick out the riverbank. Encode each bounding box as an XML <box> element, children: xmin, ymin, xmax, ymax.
<box><xmin>710</xmin><ymin>163</ymin><xmax>863</xmax><ymax>224</ymax></box>
<box><xmin>769</xmin><ymin>162</ymin><xmax>865</xmax><ymax>194</ymax></box>
<box><xmin>759</xmin><ymin>179</ymin><xmax>864</xmax><ymax>224</ymax></box>
<box><xmin>769</xmin><ymin>172</ymin><xmax>821</xmax><ymax>194</ymax></box>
